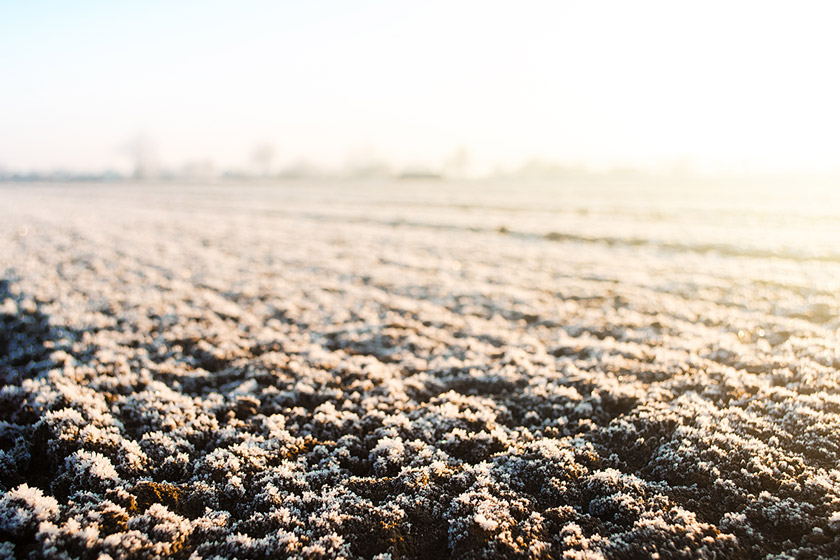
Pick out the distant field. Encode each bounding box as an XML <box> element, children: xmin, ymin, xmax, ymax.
<box><xmin>2</xmin><ymin>180</ymin><xmax>840</xmax><ymax>558</ymax></box>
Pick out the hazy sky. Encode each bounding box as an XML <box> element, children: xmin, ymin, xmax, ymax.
<box><xmin>2</xmin><ymin>1</ymin><xmax>839</xmax><ymax>174</ymax></box>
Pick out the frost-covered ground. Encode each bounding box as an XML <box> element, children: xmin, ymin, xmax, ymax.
<box><xmin>1</xmin><ymin>180</ymin><xmax>840</xmax><ymax>559</ymax></box>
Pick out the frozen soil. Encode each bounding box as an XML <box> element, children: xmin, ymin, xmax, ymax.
<box><xmin>2</xmin><ymin>182</ymin><xmax>840</xmax><ymax>559</ymax></box>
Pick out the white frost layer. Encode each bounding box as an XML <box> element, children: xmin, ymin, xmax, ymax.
<box><xmin>1</xmin><ymin>181</ymin><xmax>840</xmax><ymax>559</ymax></box>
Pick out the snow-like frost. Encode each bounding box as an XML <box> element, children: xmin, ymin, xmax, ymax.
<box><xmin>3</xmin><ymin>181</ymin><xmax>840</xmax><ymax>558</ymax></box>
<box><xmin>0</xmin><ymin>484</ymin><xmax>60</xmax><ymax>536</ymax></box>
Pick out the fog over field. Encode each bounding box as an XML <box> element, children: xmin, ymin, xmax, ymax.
<box><xmin>2</xmin><ymin>180</ymin><xmax>840</xmax><ymax>558</ymax></box>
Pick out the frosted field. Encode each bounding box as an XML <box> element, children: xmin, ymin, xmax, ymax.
<box><xmin>2</xmin><ymin>180</ymin><xmax>840</xmax><ymax>559</ymax></box>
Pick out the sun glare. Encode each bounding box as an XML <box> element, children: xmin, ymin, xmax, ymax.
<box><xmin>4</xmin><ymin>3</ymin><xmax>840</xmax><ymax>559</ymax></box>
<box><xmin>1</xmin><ymin>1</ymin><xmax>839</xmax><ymax>175</ymax></box>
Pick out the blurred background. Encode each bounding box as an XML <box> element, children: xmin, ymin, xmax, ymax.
<box><xmin>2</xmin><ymin>0</ymin><xmax>839</xmax><ymax>182</ymax></box>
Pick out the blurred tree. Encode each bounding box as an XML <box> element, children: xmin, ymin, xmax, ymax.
<box><xmin>251</xmin><ymin>143</ymin><xmax>275</xmax><ymax>178</ymax></box>
<box><xmin>443</xmin><ymin>146</ymin><xmax>470</xmax><ymax>179</ymax></box>
<box><xmin>124</xmin><ymin>133</ymin><xmax>159</xmax><ymax>180</ymax></box>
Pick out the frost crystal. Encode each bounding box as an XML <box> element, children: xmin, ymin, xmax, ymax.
<box><xmin>2</xmin><ymin>182</ymin><xmax>840</xmax><ymax>558</ymax></box>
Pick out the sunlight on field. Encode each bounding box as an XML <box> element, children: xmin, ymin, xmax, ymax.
<box><xmin>2</xmin><ymin>179</ymin><xmax>840</xmax><ymax>557</ymax></box>
<box><xmin>3</xmin><ymin>1</ymin><xmax>840</xmax><ymax>558</ymax></box>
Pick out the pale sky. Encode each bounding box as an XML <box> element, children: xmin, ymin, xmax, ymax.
<box><xmin>1</xmin><ymin>0</ymin><xmax>839</xmax><ymax>175</ymax></box>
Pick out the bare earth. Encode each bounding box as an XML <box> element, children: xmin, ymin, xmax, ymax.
<box><xmin>1</xmin><ymin>181</ymin><xmax>840</xmax><ymax>559</ymax></box>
